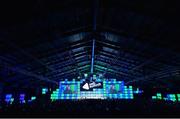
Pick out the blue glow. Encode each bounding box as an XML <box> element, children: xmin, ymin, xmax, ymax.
<box><xmin>31</xmin><ymin>96</ymin><xmax>36</xmax><ymax>100</ymax></box>
<box><xmin>5</xmin><ymin>94</ymin><xmax>14</xmax><ymax>104</ymax></box>
<box><xmin>91</xmin><ymin>40</ymin><xmax>95</xmax><ymax>74</ymax></box>
<box><xmin>42</xmin><ymin>88</ymin><xmax>48</xmax><ymax>94</ymax></box>
<box><xmin>19</xmin><ymin>94</ymin><xmax>25</xmax><ymax>103</ymax></box>
<box><xmin>50</xmin><ymin>79</ymin><xmax>142</xmax><ymax>100</ymax></box>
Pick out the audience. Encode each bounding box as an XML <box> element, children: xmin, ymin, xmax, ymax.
<box><xmin>0</xmin><ymin>98</ymin><xmax>180</xmax><ymax>117</ymax></box>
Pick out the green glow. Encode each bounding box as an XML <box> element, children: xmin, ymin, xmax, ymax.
<box><xmin>31</xmin><ymin>96</ymin><xmax>36</xmax><ymax>100</ymax></box>
<box><xmin>71</xmin><ymin>85</ymin><xmax>75</xmax><ymax>91</ymax></box>
<box><xmin>50</xmin><ymin>80</ymin><xmax>139</xmax><ymax>100</ymax></box>
<box><xmin>169</xmin><ymin>94</ymin><xmax>176</xmax><ymax>102</ymax></box>
<box><xmin>115</xmin><ymin>84</ymin><xmax>119</xmax><ymax>90</ymax></box>
<box><xmin>152</xmin><ymin>96</ymin><xmax>156</xmax><ymax>99</ymax></box>
<box><xmin>42</xmin><ymin>88</ymin><xmax>48</xmax><ymax>94</ymax></box>
<box><xmin>157</xmin><ymin>93</ymin><xmax>162</xmax><ymax>97</ymax></box>
<box><xmin>84</xmin><ymin>73</ymin><xmax>88</xmax><ymax>77</ymax></box>
<box><xmin>177</xmin><ymin>94</ymin><xmax>180</xmax><ymax>101</ymax></box>
<box><xmin>93</xmin><ymin>74</ymin><xmax>96</xmax><ymax>79</ymax></box>
<box><xmin>129</xmin><ymin>86</ymin><xmax>132</xmax><ymax>89</ymax></box>
<box><xmin>156</xmin><ymin>93</ymin><xmax>162</xmax><ymax>100</ymax></box>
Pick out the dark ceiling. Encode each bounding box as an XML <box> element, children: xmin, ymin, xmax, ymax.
<box><xmin>0</xmin><ymin>0</ymin><xmax>180</xmax><ymax>91</ymax></box>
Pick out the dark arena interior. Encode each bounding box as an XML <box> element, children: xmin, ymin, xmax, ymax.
<box><xmin>0</xmin><ymin>0</ymin><xmax>180</xmax><ymax>118</ymax></box>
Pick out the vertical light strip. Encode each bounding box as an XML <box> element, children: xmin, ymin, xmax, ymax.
<box><xmin>91</xmin><ymin>39</ymin><xmax>95</xmax><ymax>74</ymax></box>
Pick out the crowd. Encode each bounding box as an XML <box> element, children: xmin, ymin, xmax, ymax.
<box><xmin>0</xmin><ymin>98</ymin><xmax>180</xmax><ymax>117</ymax></box>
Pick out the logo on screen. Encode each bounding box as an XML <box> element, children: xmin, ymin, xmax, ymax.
<box><xmin>82</xmin><ymin>83</ymin><xmax>89</xmax><ymax>90</ymax></box>
<box><xmin>82</xmin><ymin>82</ymin><xmax>102</xmax><ymax>90</ymax></box>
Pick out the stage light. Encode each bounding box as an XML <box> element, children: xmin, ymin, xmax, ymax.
<box><xmin>156</xmin><ymin>93</ymin><xmax>162</xmax><ymax>99</ymax></box>
<box><xmin>19</xmin><ymin>94</ymin><xmax>25</xmax><ymax>104</ymax></box>
<box><xmin>5</xmin><ymin>94</ymin><xmax>13</xmax><ymax>104</ymax></box>
<box><xmin>84</xmin><ymin>73</ymin><xmax>88</xmax><ymax>77</ymax></box>
<box><xmin>50</xmin><ymin>79</ymin><xmax>140</xmax><ymax>100</ymax></box>
<box><xmin>129</xmin><ymin>86</ymin><xmax>133</xmax><ymax>89</ymax></box>
<box><xmin>10</xmin><ymin>98</ymin><xmax>14</xmax><ymax>104</ymax></box>
<box><xmin>166</xmin><ymin>94</ymin><xmax>176</xmax><ymax>102</ymax></box>
<box><xmin>42</xmin><ymin>88</ymin><xmax>48</xmax><ymax>94</ymax></box>
<box><xmin>152</xmin><ymin>96</ymin><xmax>156</xmax><ymax>99</ymax></box>
<box><xmin>31</xmin><ymin>96</ymin><xmax>36</xmax><ymax>100</ymax></box>
<box><xmin>177</xmin><ymin>94</ymin><xmax>180</xmax><ymax>101</ymax></box>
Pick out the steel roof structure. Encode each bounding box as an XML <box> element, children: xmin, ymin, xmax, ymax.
<box><xmin>0</xmin><ymin>0</ymin><xmax>180</xmax><ymax>91</ymax></box>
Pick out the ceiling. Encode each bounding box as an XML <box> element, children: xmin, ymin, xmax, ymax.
<box><xmin>0</xmin><ymin>0</ymin><xmax>180</xmax><ymax>91</ymax></box>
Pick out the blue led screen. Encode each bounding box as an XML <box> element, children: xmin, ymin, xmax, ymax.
<box><xmin>60</xmin><ymin>84</ymin><xmax>78</xmax><ymax>94</ymax></box>
<box><xmin>51</xmin><ymin>79</ymin><xmax>139</xmax><ymax>100</ymax></box>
